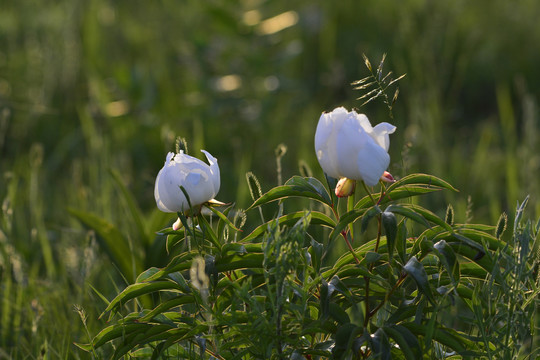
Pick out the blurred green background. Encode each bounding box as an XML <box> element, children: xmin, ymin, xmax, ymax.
<box><xmin>1</xmin><ymin>0</ymin><xmax>539</xmax><ymax>356</ymax></box>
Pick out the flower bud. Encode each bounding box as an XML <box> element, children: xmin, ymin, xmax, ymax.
<box><xmin>154</xmin><ymin>150</ymin><xmax>220</xmax><ymax>213</ymax></box>
<box><xmin>380</xmin><ymin>171</ymin><xmax>396</xmax><ymax>183</ymax></box>
<box><xmin>335</xmin><ymin>177</ymin><xmax>356</xmax><ymax>197</ymax></box>
<box><xmin>172</xmin><ymin>217</ymin><xmax>183</xmax><ymax>231</ymax></box>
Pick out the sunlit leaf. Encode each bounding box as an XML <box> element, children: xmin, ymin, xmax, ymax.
<box><xmin>136</xmin><ymin>267</ymin><xmax>160</xmax><ymax>282</ymax></box>
<box><xmin>103</xmin><ymin>281</ymin><xmax>183</xmax><ymax>315</ymax></box>
<box><xmin>248</xmin><ymin>176</ymin><xmax>332</xmax><ymax>209</ymax></box>
<box><xmin>386</xmin><ymin>173</ymin><xmax>458</xmax><ymax>193</ymax></box>
<box><xmin>207</xmin><ymin>205</ymin><xmax>242</xmax><ymax>232</ymax></box>
<box><xmin>385</xmin><ymin>204</ymin><xmax>430</xmax><ymax>228</ymax></box>
<box><xmin>242</xmin><ymin>211</ymin><xmax>335</xmax><ymax>242</ymax></box>
<box><xmin>196</xmin><ymin>213</ymin><xmax>222</xmax><ymax>250</ymax></box>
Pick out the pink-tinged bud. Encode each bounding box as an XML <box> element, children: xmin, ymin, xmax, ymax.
<box><xmin>172</xmin><ymin>217</ymin><xmax>183</xmax><ymax>231</ymax></box>
<box><xmin>335</xmin><ymin>177</ymin><xmax>356</xmax><ymax>197</ymax></box>
<box><xmin>380</xmin><ymin>171</ymin><xmax>395</xmax><ymax>183</ymax></box>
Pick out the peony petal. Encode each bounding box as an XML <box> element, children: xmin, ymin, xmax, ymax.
<box><xmin>201</xmin><ymin>150</ymin><xmax>220</xmax><ymax>194</ymax></box>
<box><xmin>156</xmin><ymin>163</ymin><xmax>189</xmax><ymax>212</ymax></box>
<box><xmin>356</xmin><ymin>140</ymin><xmax>390</xmax><ymax>186</ymax></box>
<box><xmin>334</xmin><ymin>112</ymin><xmax>369</xmax><ymax>179</ymax></box>
<box><xmin>314</xmin><ymin>109</ymin><xmax>348</xmax><ymax>178</ymax></box>
<box><xmin>155</xmin><ymin>167</ymin><xmax>176</xmax><ymax>212</ymax></box>
<box><xmin>354</xmin><ymin>112</ymin><xmax>374</xmax><ymax>133</ymax></box>
<box><xmin>371</xmin><ymin>122</ymin><xmax>396</xmax><ymax>151</ymax></box>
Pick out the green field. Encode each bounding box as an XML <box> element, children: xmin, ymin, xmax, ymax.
<box><xmin>1</xmin><ymin>0</ymin><xmax>539</xmax><ymax>358</ymax></box>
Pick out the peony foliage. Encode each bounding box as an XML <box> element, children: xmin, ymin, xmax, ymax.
<box><xmin>75</xmin><ymin>57</ymin><xmax>538</xmax><ymax>360</ymax></box>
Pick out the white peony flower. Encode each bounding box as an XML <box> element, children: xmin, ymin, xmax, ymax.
<box><xmin>154</xmin><ymin>150</ymin><xmax>220</xmax><ymax>213</ymax></box>
<box><xmin>314</xmin><ymin>107</ymin><xmax>396</xmax><ymax>186</ymax></box>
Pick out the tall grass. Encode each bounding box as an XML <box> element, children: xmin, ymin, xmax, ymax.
<box><xmin>1</xmin><ymin>0</ymin><xmax>539</xmax><ymax>356</ymax></box>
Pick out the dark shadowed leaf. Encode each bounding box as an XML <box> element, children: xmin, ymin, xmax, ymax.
<box><xmin>371</xmin><ymin>328</ymin><xmax>391</xmax><ymax>360</ymax></box>
<box><xmin>396</xmin><ymin>221</ymin><xmax>409</xmax><ymax>264</ymax></box>
<box><xmin>403</xmin><ymin>256</ymin><xmax>435</xmax><ymax>305</ymax></box>
<box><xmin>383</xmin><ymin>325</ymin><xmax>422</xmax><ymax>360</ymax></box>
<box><xmin>361</xmin><ymin>205</ymin><xmax>382</xmax><ymax>233</ymax></box>
<box><xmin>433</xmin><ymin>240</ymin><xmax>460</xmax><ymax>284</ymax></box>
<box><xmin>332</xmin><ymin>323</ymin><xmax>363</xmax><ymax>360</ymax></box>
<box><xmin>382</xmin><ymin>211</ymin><xmax>397</xmax><ymax>261</ymax></box>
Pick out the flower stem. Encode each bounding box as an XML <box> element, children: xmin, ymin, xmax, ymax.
<box><xmin>330</xmin><ymin>198</ymin><xmax>361</xmax><ymax>265</ymax></box>
<box><xmin>361</xmin><ymin>181</ymin><xmax>377</xmax><ymax>206</ymax></box>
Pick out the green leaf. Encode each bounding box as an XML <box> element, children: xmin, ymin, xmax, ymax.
<box><xmin>364</xmin><ymin>251</ymin><xmax>381</xmax><ymax>264</ymax></box>
<box><xmin>450</xmin><ymin>243</ymin><xmax>494</xmax><ymax>275</ymax></box>
<box><xmin>361</xmin><ymin>205</ymin><xmax>383</xmax><ymax>233</ymax></box>
<box><xmin>356</xmin><ymin>185</ymin><xmax>451</xmax><ymax>209</ymax></box>
<box><xmin>103</xmin><ymin>281</ymin><xmax>182</xmax><ymax>315</ymax></box>
<box><xmin>383</xmin><ymin>325</ymin><xmax>422</xmax><ymax>360</ymax></box>
<box><xmin>214</xmin><ymin>253</ymin><xmax>264</xmax><ymax>272</ymax></box>
<box><xmin>136</xmin><ymin>251</ymin><xmax>198</xmax><ymax>283</ymax></box>
<box><xmin>139</xmin><ymin>296</ymin><xmax>195</xmax><ymax>322</ymax></box>
<box><xmin>136</xmin><ymin>267</ymin><xmax>160</xmax><ymax>282</ymax></box>
<box><xmin>402</xmin><ymin>322</ymin><xmax>482</xmax><ymax>355</ymax></box>
<box><xmin>332</xmin><ymin>323</ymin><xmax>363</xmax><ymax>359</ymax></box>
<box><xmin>151</xmin><ymin>324</ymin><xmax>209</xmax><ymax>359</ymax></box>
<box><xmin>93</xmin><ymin>323</ymin><xmax>150</xmax><ymax>348</ymax></box>
<box><xmin>309</xmin><ymin>237</ymin><xmax>324</xmax><ymax>272</ymax></box>
<box><xmin>68</xmin><ymin>208</ymin><xmax>141</xmax><ymax>279</ymax></box>
<box><xmin>242</xmin><ymin>211</ymin><xmax>336</xmax><ymax>242</ymax></box>
<box><xmin>371</xmin><ymin>328</ymin><xmax>391</xmax><ymax>360</ymax></box>
<box><xmin>73</xmin><ymin>342</ymin><xmax>93</xmax><ymax>352</ymax></box>
<box><xmin>324</xmin><ymin>239</ymin><xmax>379</xmax><ymax>277</ymax></box>
<box><xmin>403</xmin><ymin>256</ymin><xmax>435</xmax><ymax>305</ymax></box>
<box><xmin>433</xmin><ymin>240</ymin><xmax>460</xmax><ymax>285</ymax></box>
<box><xmin>113</xmin><ymin>324</ymin><xmax>177</xmax><ymax>358</ymax></box>
<box><xmin>454</xmin><ymin>228</ymin><xmax>506</xmax><ymax>252</ymax></box>
<box><xmin>165</xmin><ymin>229</ymin><xmax>186</xmax><ymax>253</ymax></box>
<box><xmin>206</xmin><ymin>205</ymin><xmax>242</xmax><ymax>232</ymax></box>
<box><xmin>329</xmin><ymin>208</ymin><xmax>369</xmax><ymax>242</ymax></box>
<box><xmin>405</xmin><ymin>204</ymin><xmax>452</xmax><ymax>231</ymax></box>
<box><xmin>386</xmin><ymin>173</ymin><xmax>458</xmax><ymax>193</ymax></box>
<box><xmin>513</xmin><ymin>195</ymin><xmax>529</xmax><ymax>233</ymax></box>
<box><xmin>196</xmin><ymin>213</ymin><xmax>222</xmax><ymax>250</ymax></box>
<box><xmin>247</xmin><ymin>176</ymin><xmax>332</xmax><ymax>209</ymax></box>
<box><xmin>385</xmin><ymin>204</ymin><xmax>430</xmax><ymax>228</ymax></box>
<box><xmin>110</xmin><ymin>168</ymin><xmax>149</xmax><ymax>245</ymax></box>
<box><xmin>382</xmin><ymin>211</ymin><xmax>397</xmax><ymax>261</ymax></box>
<box><xmin>396</xmin><ymin>221</ymin><xmax>409</xmax><ymax>264</ymax></box>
